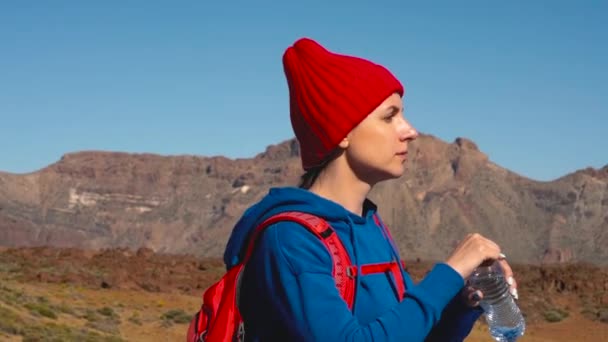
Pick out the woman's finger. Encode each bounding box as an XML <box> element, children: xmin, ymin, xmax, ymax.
<box><xmin>496</xmin><ymin>258</ymin><xmax>519</xmax><ymax>300</ymax></box>
<box><xmin>468</xmin><ymin>289</ymin><xmax>483</xmax><ymax>307</ymax></box>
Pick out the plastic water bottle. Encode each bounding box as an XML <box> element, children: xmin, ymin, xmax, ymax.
<box><xmin>468</xmin><ymin>261</ymin><xmax>525</xmax><ymax>342</ymax></box>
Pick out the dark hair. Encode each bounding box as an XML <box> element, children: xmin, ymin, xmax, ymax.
<box><xmin>298</xmin><ymin>165</ymin><xmax>323</xmax><ymax>189</ymax></box>
<box><xmin>298</xmin><ymin>148</ymin><xmax>343</xmax><ymax>189</ymax></box>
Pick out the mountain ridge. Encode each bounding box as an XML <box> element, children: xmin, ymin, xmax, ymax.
<box><xmin>1</xmin><ymin>134</ymin><xmax>606</xmax><ymax>264</ymax></box>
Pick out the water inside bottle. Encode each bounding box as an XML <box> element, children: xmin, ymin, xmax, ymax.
<box><xmin>488</xmin><ymin>324</ymin><xmax>526</xmax><ymax>342</ymax></box>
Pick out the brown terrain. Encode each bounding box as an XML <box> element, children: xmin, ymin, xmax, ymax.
<box><xmin>0</xmin><ymin>246</ymin><xmax>606</xmax><ymax>341</ymax></box>
<box><xmin>0</xmin><ymin>135</ymin><xmax>607</xmax><ymax>341</ymax></box>
<box><xmin>1</xmin><ymin>135</ymin><xmax>607</xmax><ymax>264</ymax></box>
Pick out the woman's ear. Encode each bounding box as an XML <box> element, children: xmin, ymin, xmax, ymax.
<box><xmin>338</xmin><ymin>137</ymin><xmax>349</xmax><ymax>149</ymax></box>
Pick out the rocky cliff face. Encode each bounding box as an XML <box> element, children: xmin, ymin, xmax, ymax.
<box><xmin>1</xmin><ymin>135</ymin><xmax>606</xmax><ymax>264</ymax></box>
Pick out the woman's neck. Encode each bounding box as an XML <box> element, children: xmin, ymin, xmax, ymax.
<box><xmin>309</xmin><ymin>157</ymin><xmax>371</xmax><ymax>216</ymax></box>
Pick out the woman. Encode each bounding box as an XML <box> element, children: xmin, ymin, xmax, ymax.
<box><xmin>223</xmin><ymin>37</ymin><xmax>517</xmax><ymax>341</ymax></box>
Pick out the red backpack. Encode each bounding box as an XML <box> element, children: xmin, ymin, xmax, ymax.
<box><xmin>186</xmin><ymin>211</ymin><xmax>356</xmax><ymax>342</ymax></box>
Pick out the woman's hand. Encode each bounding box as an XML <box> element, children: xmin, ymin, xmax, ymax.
<box><xmin>461</xmin><ymin>256</ymin><xmax>519</xmax><ymax>307</ymax></box>
<box><xmin>461</xmin><ymin>286</ymin><xmax>483</xmax><ymax>307</ymax></box>
<box><xmin>445</xmin><ymin>233</ymin><xmax>502</xmax><ymax>279</ymax></box>
<box><xmin>496</xmin><ymin>256</ymin><xmax>518</xmax><ymax>300</ymax></box>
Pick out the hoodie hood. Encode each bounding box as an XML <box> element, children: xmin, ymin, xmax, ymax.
<box><xmin>223</xmin><ymin>187</ymin><xmax>376</xmax><ymax>268</ymax></box>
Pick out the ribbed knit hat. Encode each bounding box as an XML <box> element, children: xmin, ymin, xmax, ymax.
<box><xmin>283</xmin><ymin>38</ymin><xmax>404</xmax><ymax>170</ymax></box>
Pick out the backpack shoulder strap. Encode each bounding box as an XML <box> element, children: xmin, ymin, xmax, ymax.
<box><xmin>241</xmin><ymin>211</ymin><xmax>356</xmax><ymax>310</ymax></box>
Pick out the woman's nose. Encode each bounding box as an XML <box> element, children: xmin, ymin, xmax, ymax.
<box><xmin>399</xmin><ymin>118</ymin><xmax>418</xmax><ymax>141</ymax></box>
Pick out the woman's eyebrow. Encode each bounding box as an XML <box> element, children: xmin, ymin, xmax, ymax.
<box><xmin>386</xmin><ymin>105</ymin><xmax>402</xmax><ymax>113</ymax></box>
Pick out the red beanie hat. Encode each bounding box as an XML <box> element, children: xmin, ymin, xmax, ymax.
<box><xmin>283</xmin><ymin>38</ymin><xmax>404</xmax><ymax>170</ymax></box>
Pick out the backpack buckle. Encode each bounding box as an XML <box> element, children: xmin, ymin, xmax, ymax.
<box><xmin>346</xmin><ymin>265</ymin><xmax>357</xmax><ymax>278</ymax></box>
<box><xmin>233</xmin><ymin>321</ymin><xmax>245</xmax><ymax>342</ymax></box>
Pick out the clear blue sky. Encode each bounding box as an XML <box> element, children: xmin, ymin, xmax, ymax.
<box><xmin>1</xmin><ymin>1</ymin><xmax>606</xmax><ymax>181</ymax></box>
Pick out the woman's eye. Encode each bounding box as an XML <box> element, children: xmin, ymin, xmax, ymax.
<box><xmin>383</xmin><ymin>113</ymin><xmax>396</xmax><ymax>122</ymax></box>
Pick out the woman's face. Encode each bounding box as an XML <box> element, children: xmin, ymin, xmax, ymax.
<box><xmin>344</xmin><ymin>93</ymin><xmax>418</xmax><ymax>184</ymax></box>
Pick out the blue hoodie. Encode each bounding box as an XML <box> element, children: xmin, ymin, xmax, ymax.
<box><xmin>224</xmin><ymin>187</ymin><xmax>482</xmax><ymax>341</ymax></box>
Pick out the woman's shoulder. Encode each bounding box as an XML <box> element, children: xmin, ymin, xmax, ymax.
<box><xmin>254</xmin><ymin>220</ymin><xmax>334</xmax><ymax>275</ymax></box>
